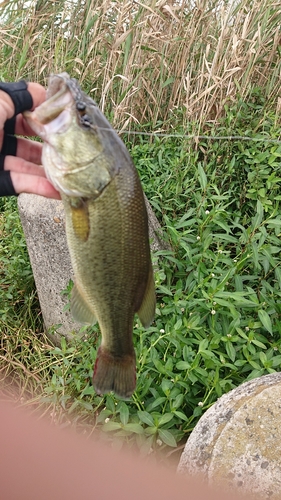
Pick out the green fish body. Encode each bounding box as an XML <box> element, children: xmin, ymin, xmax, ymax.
<box><xmin>24</xmin><ymin>73</ymin><xmax>155</xmax><ymax>398</ymax></box>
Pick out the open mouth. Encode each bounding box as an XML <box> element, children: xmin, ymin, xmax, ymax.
<box><xmin>23</xmin><ymin>84</ymin><xmax>74</xmax><ymax>139</ymax></box>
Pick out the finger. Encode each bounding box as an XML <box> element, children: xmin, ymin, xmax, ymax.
<box><xmin>15</xmin><ymin>83</ymin><xmax>46</xmax><ymax>136</ymax></box>
<box><xmin>0</xmin><ymin>81</ymin><xmax>31</xmax><ymax>119</ymax></box>
<box><xmin>0</xmin><ymin>92</ymin><xmax>14</xmax><ymax>129</ymax></box>
<box><xmin>0</xmin><ymin>170</ymin><xmax>16</xmax><ymax>196</ymax></box>
<box><xmin>3</xmin><ymin>156</ymin><xmax>46</xmax><ymax>177</ymax></box>
<box><xmin>14</xmin><ymin>114</ymin><xmax>41</xmax><ymax>137</ymax></box>
<box><xmin>0</xmin><ymin>81</ymin><xmax>46</xmax><ymax>135</ymax></box>
<box><xmin>16</xmin><ymin>137</ymin><xmax>43</xmax><ymax>164</ymax></box>
<box><xmin>27</xmin><ymin>82</ymin><xmax>46</xmax><ymax>110</ymax></box>
<box><xmin>10</xmin><ymin>171</ymin><xmax>61</xmax><ymax>199</ymax></box>
<box><xmin>0</xmin><ymin>137</ymin><xmax>43</xmax><ymax>169</ymax></box>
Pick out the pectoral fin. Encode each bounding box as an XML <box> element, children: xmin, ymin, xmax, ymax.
<box><xmin>137</xmin><ymin>265</ymin><xmax>156</xmax><ymax>328</ymax></box>
<box><xmin>70</xmin><ymin>198</ymin><xmax>90</xmax><ymax>242</ymax></box>
<box><xmin>71</xmin><ymin>284</ymin><xmax>97</xmax><ymax>325</ymax></box>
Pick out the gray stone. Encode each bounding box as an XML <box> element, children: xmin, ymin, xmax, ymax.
<box><xmin>18</xmin><ymin>194</ymin><xmax>80</xmax><ymax>344</ymax></box>
<box><xmin>18</xmin><ymin>192</ymin><xmax>167</xmax><ymax>344</ymax></box>
<box><xmin>144</xmin><ymin>195</ymin><xmax>170</xmax><ymax>253</ymax></box>
<box><xmin>178</xmin><ymin>372</ymin><xmax>281</xmax><ymax>499</ymax></box>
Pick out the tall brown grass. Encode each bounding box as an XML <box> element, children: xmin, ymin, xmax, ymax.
<box><xmin>0</xmin><ymin>0</ymin><xmax>280</xmax><ymax>129</ymax></box>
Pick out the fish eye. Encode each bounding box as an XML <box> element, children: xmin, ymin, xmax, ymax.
<box><xmin>76</xmin><ymin>101</ymin><xmax>86</xmax><ymax>114</ymax></box>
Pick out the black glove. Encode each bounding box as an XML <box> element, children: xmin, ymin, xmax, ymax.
<box><xmin>0</xmin><ymin>80</ymin><xmax>33</xmax><ymax>196</ymax></box>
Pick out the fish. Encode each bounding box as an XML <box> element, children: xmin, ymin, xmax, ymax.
<box><xmin>24</xmin><ymin>73</ymin><xmax>155</xmax><ymax>399</ymax></box>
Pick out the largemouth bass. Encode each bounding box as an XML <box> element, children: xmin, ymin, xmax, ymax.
<box><xmin>24</xmin><ymin>73</ymin><xmax>155</xmax><ymax>399</ymax></box>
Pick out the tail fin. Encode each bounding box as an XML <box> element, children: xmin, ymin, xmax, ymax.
<box><xmin>93</xmin><ymin>346</ymin><xmax>136</xmax><ymax>399</ymax></box>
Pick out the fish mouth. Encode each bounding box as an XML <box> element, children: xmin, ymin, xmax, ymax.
<box><xmin>24</xmin><ymin>82</ymin><xmax>74</xmax><ymax>140</ymax></box>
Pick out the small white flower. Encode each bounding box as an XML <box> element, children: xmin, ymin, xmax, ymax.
<box><xmin>245</xmin><ymin>327</ymin><xmax>250</xmax><ymax>332</ymax></box>
<box><xmin>198</xmin><ymin>401</ymin><xmax>203</xmax><ymax>407</ymax></box>
<box><xmin>227</xmin><ymin>334</ymin><xmax>231</xmax><ymax>338</ymax></box>
<box><xmin>213</xmin><ymin>301</ymin><xmax>217</xmax><ymax>305</ymax></box>
<box><xmin>218</xmin><ymin>249</ymin><xmax>222</xmax><ymax>254</ymax></box>
<box><xmin>211</xmin><ymin>273</ymin><xmax>215</xmax><ymax>277</ymax></box>
<box><xmin>156</xmin><ymin>439</ymin><xmax>163</xmax><ymax>446</ymax></box>
<box><xmin>181</xmin><ymin>308</ymin><xmax>185</xmax><ymax>312</ymax></box>
<box><xmin>205</xmin><ymin>210</ymin><xmax>210</xmax><ymax>214</ymax></box>
<box><xmin>160</xmin><ymin>328</ymin><xmax>165</xmax><ymax>333</ymax></box>
<box><xmin>197</xmin><ymin>236</ymin><xmax>200</xmax><ymax>240</ymax></box>
<box><xmin>273</xmin><ymin>346</ymin><xmax>278</xmax><ymax>351</ymax></box>
<box><xmin>105</xmin><ymin>418</ymin><xmax>110</xmax><ymax>423</ymax></box>
<box><xmin>233</xmin><ymin>259</ymin><xmax>237</xmax><ymax>263</ymax></box>
<box><xmin>211</xmin><ymin>309</ymin><xmax>216</xmax><ymax>315</ymax></box>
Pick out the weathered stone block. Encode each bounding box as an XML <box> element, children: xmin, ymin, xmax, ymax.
<box><xmin>18</xmin><ymin>194</ymin><xmax>80</xmax><ymax>344</ymax></box>
<box><xmin>178</xmin><ymin>372</ymin><xmax>281</xmax><ymax>499</ymax></box>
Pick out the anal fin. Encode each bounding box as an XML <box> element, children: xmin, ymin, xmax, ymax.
<box><xmin>71</xmin><ymin>284</ymin><xmax>97</xmax><ymax>325</ymax></box>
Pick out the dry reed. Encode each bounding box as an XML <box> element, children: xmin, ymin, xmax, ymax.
<box><xmin>0</xmin><ymin>0</ymin><xmax>280</xmax><ymax>130</ymax></box>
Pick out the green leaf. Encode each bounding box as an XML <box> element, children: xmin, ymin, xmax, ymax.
<box><xmin>102</xmin><ymin>421</ymin><xmax>122</xmax><ymax>432</ymax></box>
<box><xmin>173</xmin><ymin>410</ymin><xmax>188</xmax><ymax>421</ymax></box>
<box><xmin>174</xmin><ymin>318</ymin><xmax>182</xmax><ymax>330</ymax></box>
<box><xmin>119</xmin><ymin>402</ymin><xmax>129</xmax><ymax>425</ymax></box>
<box><xmin>137</xmin><ymin>411</ymin><xmax>154</xmax><ymax>426</ymax></box>
<box><xmin>156</xmin><ymin>285</ymin><xmax>173</xmax><ymax>296</ymax></box>
<box><xmin>147</xmin><ymin>397</ymin><xmax>166</xmax><ymax>411</ymax></box>
<box><xmin>198</xmin><ymin>164</ymin><xmax>207</xmax><ymax>190</ymax></box>
<box><xmin>161</xmin><ymin>77</ymin><xmax>175</xmax><ymax>88</ymax></box>
<box><xmin>225</xmin><ymin>342</ymin><xmax>236</xmax><ymax>362</ymax></box>
<box><xmin>158</xmin><ymin>429</ymin><xmax>177</xmax><ymax>447</ymax></box>
<box><xmin>158</xmin><ymin>413</ymin><xmax>174</xmax><ymax>426</ymax></box>
<box><xmin>258</xmin><ymin>310</ymin><xmax>273</xmax><ymax>335</ymax></box>
<box><xmin>81</xmin><ymin>385</ymin><xmax>95</xmax><ymax>397</ymax></box>
<box><xmin>122</xmin><ymin>423</ymin><xmax>144</xmax><ymax>434</ymax></box>
<box><xmin>251</xmin><ymin>339</ymin><xmax>267</xmax><ymax>349</ymax></box>
<box><xmin>106</xmin><ymin>395</ymin><xmax>116</xmax><ymax>413</ymax></box>
<box><xmin>176</xmin><ymin>361</ymin><xmax>190</xmax><ymax>370</ymax></box>
<box><xmin>171</xmin><ymin>393</ymin><xmax>184</xmax><ymax>410</ymax></box>
<box><xmin>199</xmin><ymin>338</ymin><xmax>209</xmax><ymax>352</ymax></box>
<box><xmin>193</xmin><ymin>406</ymin><xmax>203</xmax><ymax>417</ymax></box>
<box><xmin>272</xmin><ymin>356</ymin><xmax>281</xmax><ymax>367</ymax></box>
<box><xmin>259</xmin><ymin>352</ymin><xmax>267</xmax><ymax>365</ymax></box>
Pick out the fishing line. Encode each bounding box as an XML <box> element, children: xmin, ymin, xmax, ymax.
<box><xmin>98</xmin><ymin>127</ymin><xmax>281</xmax><ymax>144</ymax></box>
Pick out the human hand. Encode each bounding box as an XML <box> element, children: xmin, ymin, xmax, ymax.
<box><xmin>0</xmin><ymin>80</ymin><xmax>60</xmax><ymax>199</ymax></box>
